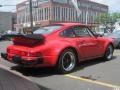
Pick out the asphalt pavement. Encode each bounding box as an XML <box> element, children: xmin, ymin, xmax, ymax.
<box><xmin>1</xmin><ymin>41</ymin><xmax>120</xmax><ymax>90</ymax></box>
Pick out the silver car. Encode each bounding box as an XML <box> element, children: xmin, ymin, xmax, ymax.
<box><xmin>105</xmin><ymin>30</ymin><xmax>120</xmax><ymax>48</ymax></box>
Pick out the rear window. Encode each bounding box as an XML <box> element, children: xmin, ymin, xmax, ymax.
<box><xmin>33</xmin><ymin>25</ymin><xmax>62</xmax><ymax>34</ymax></box>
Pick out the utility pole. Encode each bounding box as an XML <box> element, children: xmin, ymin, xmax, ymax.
<box><xmin>29</xmin><ymin>0</ymin><xmax>33</xmax><ymax>33</ymax></box>
<box><xmin>85</xmin><ymin>5</ymin><xmax>88</xmax><ymax>25</ymax></box>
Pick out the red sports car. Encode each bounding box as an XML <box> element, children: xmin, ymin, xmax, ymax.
<box><xmin>1</xmin><ymin>23</ymin><xmax>114</xmax><ymax>73</ymax></box>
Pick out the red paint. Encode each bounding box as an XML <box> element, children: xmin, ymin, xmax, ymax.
<box><xmin>6</xmin><ymin>23</ymin><xmax>114</xmax><ymax>67</ymax></box>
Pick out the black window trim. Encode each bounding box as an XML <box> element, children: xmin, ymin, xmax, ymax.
<box><xmin>60</xmin><ymin>25</ymin><xmax>95</xmax><ymax>38</ymax></box>
<box><xmin>60</xmin><ymin>26</ymin><xmax>76</xmax><ymax>38</ymax></box>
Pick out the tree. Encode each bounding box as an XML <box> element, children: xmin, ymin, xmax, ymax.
<box><xmin>95</xmin><ymin>13</ymin><xmax>111</xmax><ymax>26</ymax></box>
<box><xmin>111</xmin><ymin>13</ymin><xmax>120</xmax><ymax>23</ymax></box>
<box><xmin>95</xmin><ymin>12</ymin><xmax>120</xmax><ymax>26</ymax></box>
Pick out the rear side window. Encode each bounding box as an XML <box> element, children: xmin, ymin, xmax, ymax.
<box><xmin>60</xmin><ymin>28</ymin><xmax>75</xmax><ymax>38</ymax></box>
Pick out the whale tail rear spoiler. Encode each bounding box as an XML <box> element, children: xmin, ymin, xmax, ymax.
<box><xmin>4</xmin><ymin>34</ymin><xmax>45</xmax><ymax>46</ymax></box>
<box><xmin>4</xmin><ymin>34</ymin><xmax>45</xmax><ymax>40</ymax></box>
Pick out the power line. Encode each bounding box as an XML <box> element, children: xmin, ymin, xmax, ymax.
<box><xmin>0</xmin><ymin>4</ymin><xmax>16</xmax><ymax>12</ymax></box>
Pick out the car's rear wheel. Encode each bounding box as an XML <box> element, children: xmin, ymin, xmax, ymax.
<box><xmin>57</xmin><ymin>49</ymin><xmax>76</xmax><ymax>74</ymax></box>
<box><xmin>103</xmin><ymin>44</ymin><xmax>114</xmax><ymax>60</ymax></box>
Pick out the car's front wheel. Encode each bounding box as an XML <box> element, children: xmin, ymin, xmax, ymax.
<box><xmin>103</xmin><ymin>44</ymin><xmax>114</xmax><ymax>60</ymax></box>
<box><xmin>57</xmin><ymin>49</ymin><xmax>76</xmax><ymax>74</ymax></box>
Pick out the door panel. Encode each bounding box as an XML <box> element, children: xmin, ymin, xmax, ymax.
<box><xmin>78</xmin><ymin>37</ymin><xmax>102</xmax><ymax>59</ymax></box>
<box><xmin>66</xmin><ymin>25</ymin><xmax>103</xmax><ymax>59</ymax></box>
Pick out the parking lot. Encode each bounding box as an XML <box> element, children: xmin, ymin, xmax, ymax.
<box><xmin>0</xmin><ymin>41</ymin><xmax>120</xmax><ymax>90</ymax></box>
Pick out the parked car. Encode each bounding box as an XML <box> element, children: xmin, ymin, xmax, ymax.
<box><xmin>105</xmin><ymin>30</ymin><xmax>120</xmax><ymax>48</ymax></box>
<box><xmin>0</xmin><ymin>33</ymin><xmax>6</xmax><ymax>40</ymax></box>
<box><xmin>6</xmin><ymin>30</ymin><xmax>18</xmax><ymax>35</ymax></box>
<box><xmin>1</xmin><ymin>23</ymin><xmax>114</xmax><ymax>73</ymax></box>
<box><xmin>96</xmin><ymin>28</ymin><xmax>111</xmax><ymax>36</ymax></box>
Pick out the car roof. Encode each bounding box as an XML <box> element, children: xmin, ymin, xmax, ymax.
<box><xmin>52</xmin><ymin>23</ymin><xmax>92</xmax><ymax>27</ymax></box>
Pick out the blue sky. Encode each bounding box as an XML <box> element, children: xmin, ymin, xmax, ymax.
<box><xmin>0</xmin><ymin>0</ymin><xmax>120</xmax><ymax>13</ymax></box>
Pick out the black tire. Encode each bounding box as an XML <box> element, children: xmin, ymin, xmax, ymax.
<box><xmin>57</xmin><ymin>49</ymin><xmax>76</xmax><ymax>74</ymax></box>
<box><xmin>103</xmin><ymin>44</ymin><xmax>114</xmax><ymax>60</ymax></box>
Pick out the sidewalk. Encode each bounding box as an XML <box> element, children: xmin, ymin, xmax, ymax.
<box><xmin>0</xmin><ymin>64</ymin><xmax>40</xmax><ymax>90</ymax></box>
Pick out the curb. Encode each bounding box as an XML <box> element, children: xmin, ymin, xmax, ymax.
<box><xmin>0</xmin><ymin>64</ymin><xmax>32</xmax><ymax>82</ymax></box>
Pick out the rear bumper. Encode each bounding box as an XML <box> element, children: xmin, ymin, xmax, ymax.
<box><xmin>1</xmin><ymin>53</ymin><xmax>44</xmax><ymax>66</ymax></box>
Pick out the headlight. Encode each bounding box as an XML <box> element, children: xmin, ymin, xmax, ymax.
<box><xmin>111</xmin><ymin>38</ymin><xmax>118</xmax><ymax>42</ymax></box>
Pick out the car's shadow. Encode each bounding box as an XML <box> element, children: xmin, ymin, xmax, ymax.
<box><xmin>11</xmin><ymin>66</ymin><xmax>58</xmax><ymax>77</ymax></box>
<box><xmin>11</xmin><ymin>56</ymin><xmax>117</xmax><ymax>77</ymax></box>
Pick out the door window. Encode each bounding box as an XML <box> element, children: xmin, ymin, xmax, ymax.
<box><xmin>74</xmin><ymin>27</ymin><xmax>91</xmax><ymax>37</ymax></box>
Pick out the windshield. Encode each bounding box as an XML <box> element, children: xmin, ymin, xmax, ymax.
<box><xmin>33</xmin><ymin>25</ymin><xmax>62</xmax><ymax>34</ymax></box>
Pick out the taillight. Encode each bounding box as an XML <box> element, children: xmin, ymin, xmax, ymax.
<box><xmin>28</xmin><ymin>53</ymin><xmax>36</xmax><ymax>57</ymax></box>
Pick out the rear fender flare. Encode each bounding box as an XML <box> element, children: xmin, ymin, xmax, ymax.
<box><xmin>55</xmin><ymin>46</ymin><xmax>80</xmax><ymax>66</ymax></box>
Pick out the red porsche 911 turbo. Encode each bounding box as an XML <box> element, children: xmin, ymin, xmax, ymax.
<box><xmin>1</xmin><ymin>23</ymin><xmax>114</xmax><ymax>73</ymax></box>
